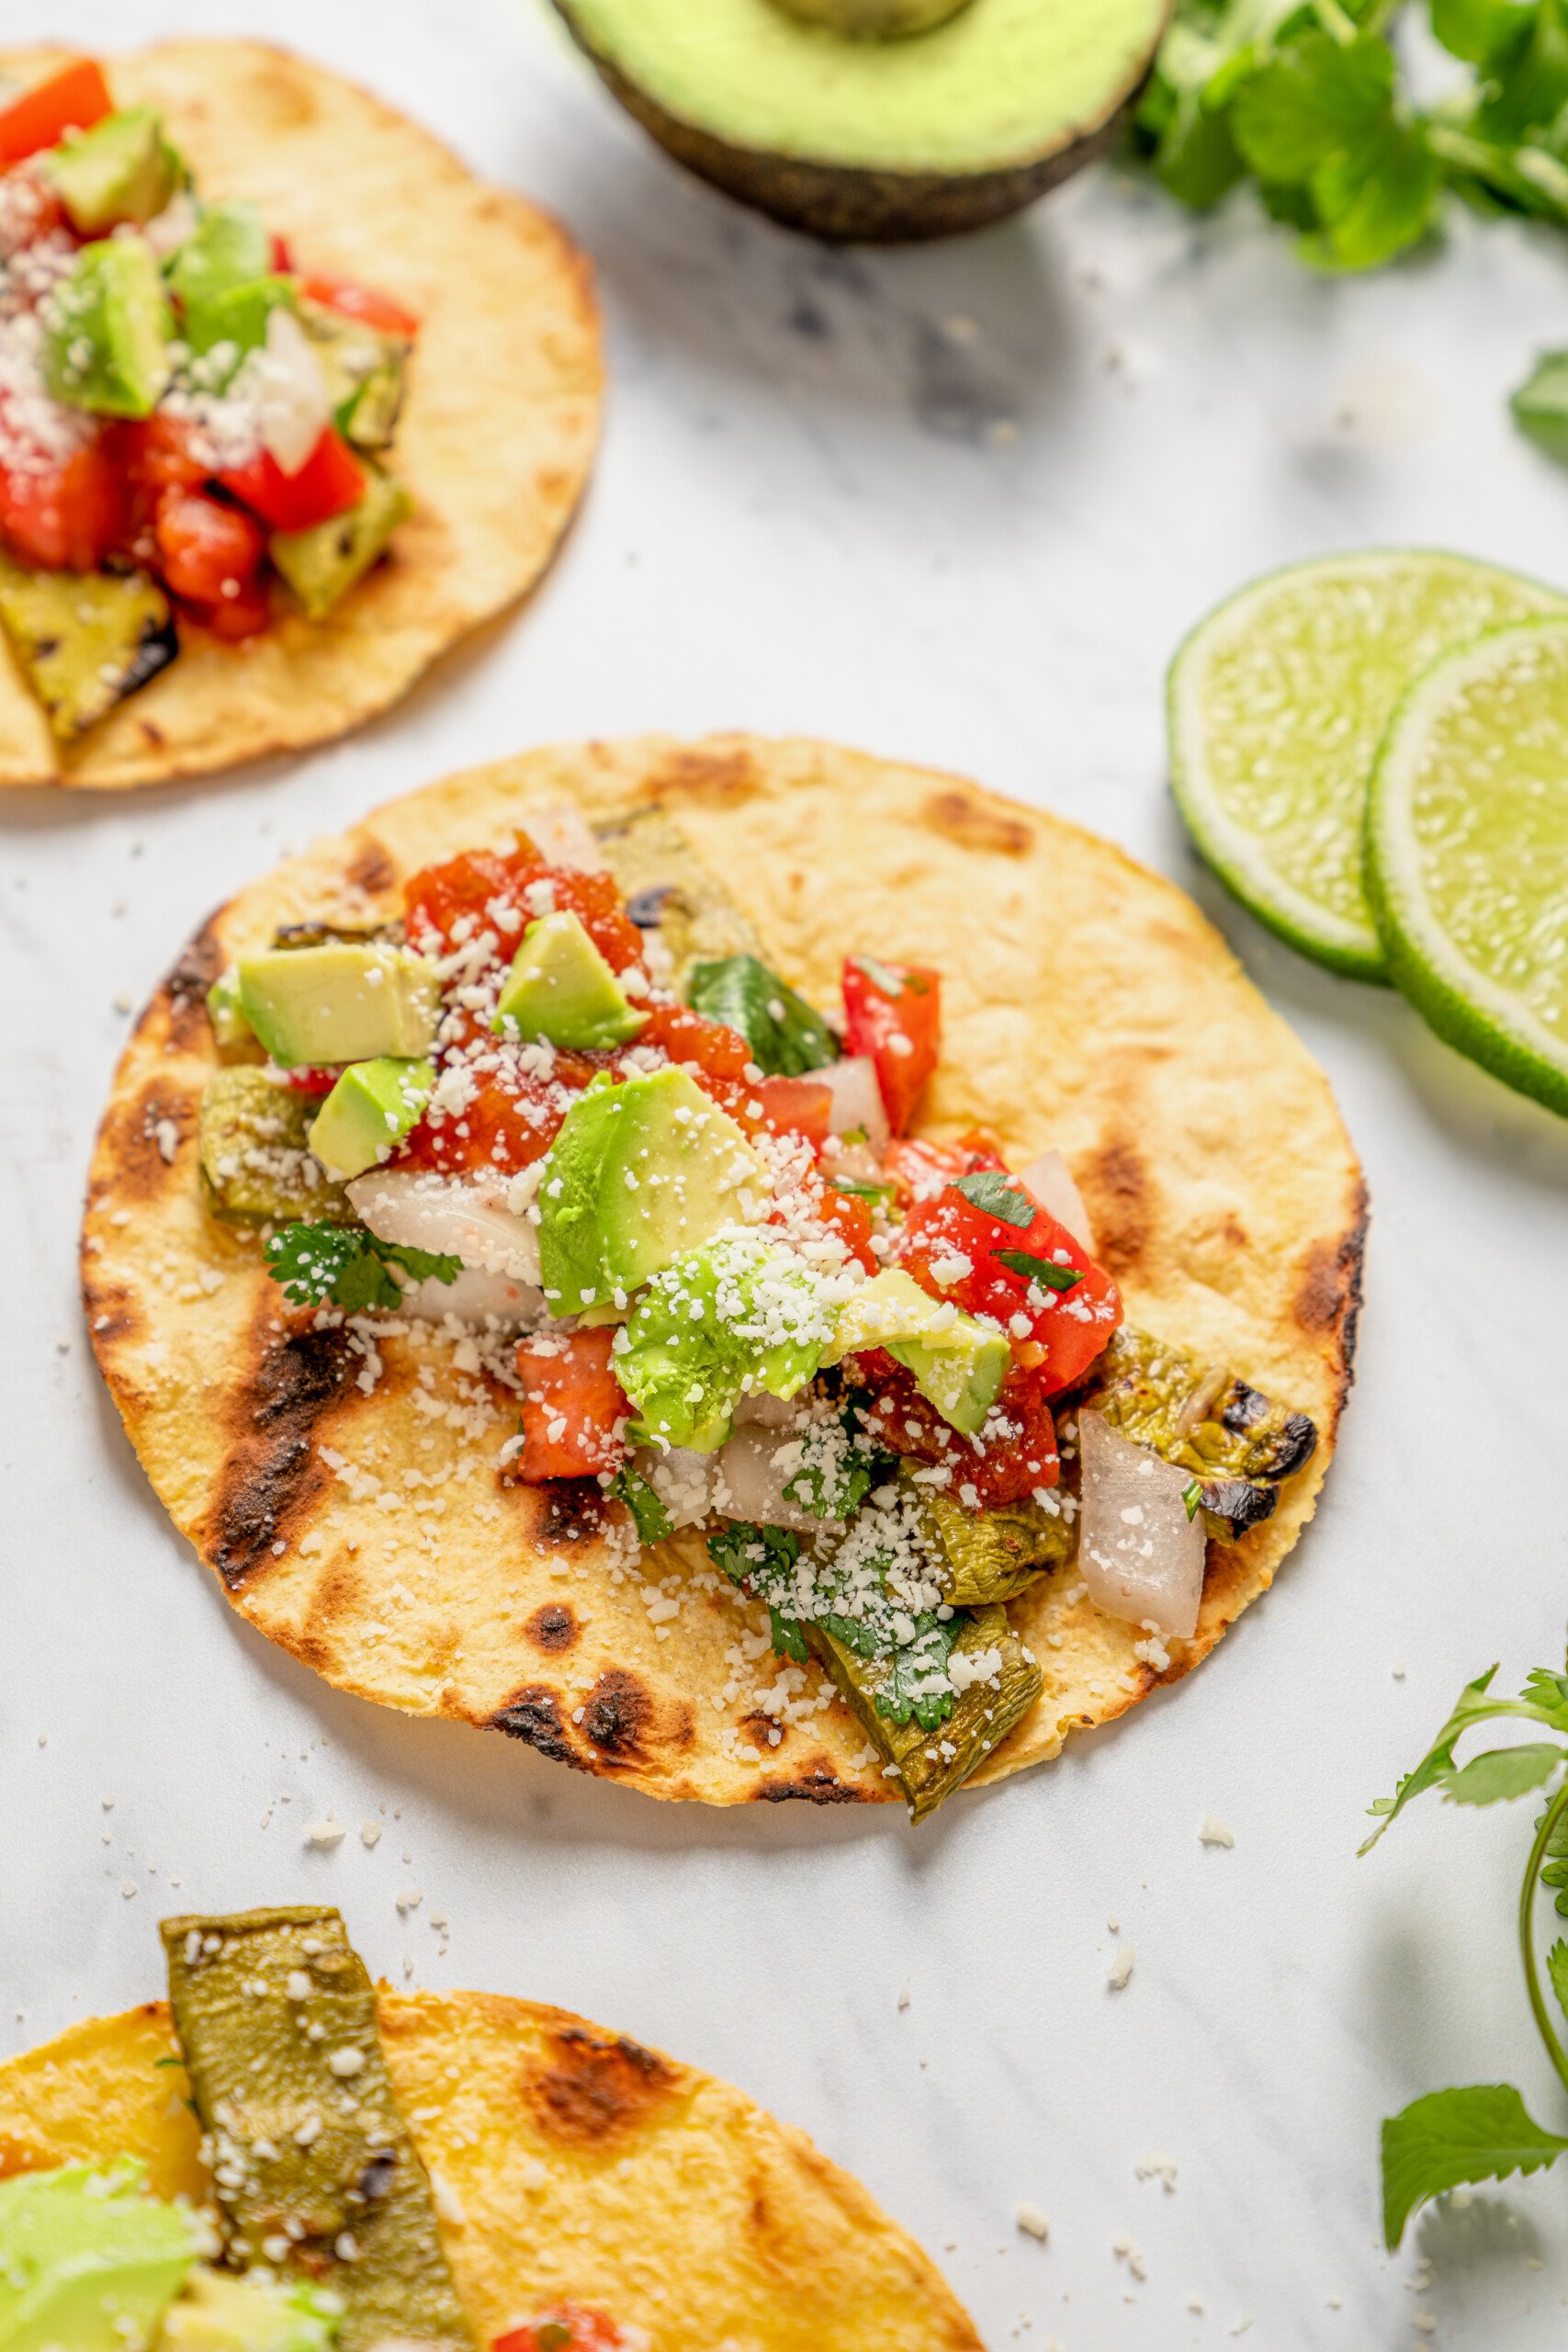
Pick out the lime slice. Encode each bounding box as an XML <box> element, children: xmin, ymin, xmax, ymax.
<box><xmin>1168</xmin><ymin>550</ymin><xmax>1565</xmax><ymax>982</ymax></box>
<box><xmin>1366</xmin><ymin>618</ymin><xmax>1568</xmax><ymax>1116</ymax></box>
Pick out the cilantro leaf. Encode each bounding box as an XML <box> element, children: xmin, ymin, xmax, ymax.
<box><xmin>1540</xmin><ymin>1792</ymin><xmax>1568</xmax><ymax>1914</ymax></box>
<box><xmin>264</xmin><ymin>1222</ymin><xmax>460</xmax><ymax>1313</ymax></box>
<box><xmin>1433</xmin><ymin>0</ymin><xmax>1537</xmax><ymax>65</ymax></box>
<box><xmin>707</xmin><ymin>1521</ymin><xmax>801</xmax><ymax>1598</ymax></box>
<box><xmin>1230</xmin><ymin>29</ymin><xmax>1394</xmax><ymax>186</ymax></box>
<box><xmin>768</xmin><ymin>1607</ymin><xmax>809</xmax><ymax>1665</ymax></box>
<box><xmin>1549</xmin><ymin>1939</ymin><xmax>1568</xmax><ymax>2020</ymax></box>
<box><xmin>994</xmin><ymin>1249</ymin><xmax>1083</xmax><ymax>1292</ymax></box>
<box><xmin>1182</xmin><ymin>1476</ymin><xmax>1203</xmax><ymax>1522</ymax></box>
<box><xmin>1382</xmin><ymin>2084</ymin><xmax>1568</xmax><ymax>2248</ymax></box>
<box><xmin>610</xmin><ymin>1465</ymin><xmax>674</xmax><ymax>1546</ymax></box>
<box><xmin>1300</xmin><ymin>115</ymin><xmax>1441</xmax><ymax>271</ymax></box>
<box><xmin>830</xmin><ymin>1176</ymin><xmax>895</xmax><ymax>1202</ymax></box>
<box><xmin>1359</xmin><ymin>1666</ymin><xmax>1506</xmax><ymax>1851</ymax></box>
<box><xmin>875</xmin><ymin>1614</ymin><xmax>960</xmax><ymax>1732</ymax></box>
<box><xmin>952</xmin><ymin>1170</ymin><xmax>1035</xmax><ymax>1228</ymax></box>
<box><xmin>850</xmin><ymin>953</ymin><xmax>917</xmax><ymax>998</ymax></box>
<box><xmin>1512</xmin><ymin>352</ymin><xmax>1568</xmax><ymax>463</ymax></box>
<box><xmin>1524</xmin><ymin>1667</ymin><xmax>1568</xmax><ymax>1729</ymax></box>
<box><xmin>1445</xmin><ymin>1744</ymin><xmax>1566</xmax><ymax>1807</ymax></box>
<box><xmin>817</xmin><ymin>1609</ymin><xmax>884</xmax><ymax>1661</ymax></box>
<box><xmin>686</xmin><ymin>955</ymin><xmax>839</xmax><ymax>1077</ymax></box>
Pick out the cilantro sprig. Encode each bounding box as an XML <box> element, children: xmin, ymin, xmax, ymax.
<box><xmin>952</xmin><ymin>1169</ymin><xmax>1036</xmax><ymax>1227</ymax></box>
<box><xmin>1137</xmin><ymin>0</ymin><xmax>1568</xmax><ymax>288</ymax></box>
<box><xmin>994</xmin><ymin>1249</ymin><xmax>1083</xmax><ymax>1292</ymax></box>
<box><xmin>1365</xmin><ymin>1648</ymin><xmax>1568</xmax><ymax>2245</ymax></box>
<box><xmin>610</xmin><ymin>1464</ymin><xmax>675</xmax><ymax>1546</ymax></box>
<box><xmin>264</xmin><ymin>1221</ymin><xmax>460</xmax><ymax>1314</ymax></box>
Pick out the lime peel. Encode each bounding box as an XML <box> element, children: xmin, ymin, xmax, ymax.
<box><xmin>1168</xmin><ymin>550</ymin><xmax>1565</xmax><ymax>984</ymax></box>
<box><xmin>1367</xmin><ymin>617</ymin><xmax>1568</xmax><ymax>1119</ymax></box>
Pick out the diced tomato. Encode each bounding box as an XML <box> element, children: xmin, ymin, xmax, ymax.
<box><xmin>302</xmin><ymin>271</ymin><xmax>420</xmax><ymax>339</ymax></box>
<box><xmin>772</xmin><ymin>1172</ymin><xmax>876</xmax><ymax>1273</ymax></box>
<box><xmin>695</xmin><ymin>1069</ymin><xmax>832</xmax><ymax>1150</ymax></box>
<box><xmin>633</xmin><ymin>1000</ymin><xmax>752</xmax><ymax>1086</ymax></box>
<box><xmin>0</xmin><ymin>59</ymin><xmax>112</xmax><ymax>165</ymax></box>
<box><xmin>514</xmin><ymin>1329</ymin><xmax>628</xmax><ymax>1481</ymax></box>
<box><xmin>880</xmin><ymin>1132</ymin><xmax>1002</xmax><ymax>1210</ymax></box>
<box><xmin>898</xmin><ymin>1170</ymin><xmax>1121</xmax><ymax>1396</ymax></box>
<box><xmin>399</xmin><ymin>1062</ymin><xmax>593</xmax><ymax>1178</ymax></box>
<box><xmin>180</xmin><ymin>576</ymin><xmax>272</xmax><ymax>641</ymax></box>
<box><xmin>124</xmin><ymin>413</ymin><xmax>211</xmax><ymax>496</ymax></box>
<box><xmin>220</xmin><ymin>427</ymin><xmax>364</xmax><ymax>533</ymax></box>
<box><xmin>404</xmin><ymin>845</ymin><xmax>644</xmax><ymax>976</ymax></box>
<box><xmin>0</xmin><ymin>435</ymin><xmax>122</xmax><ymax>570</ymax></box>
<box><xmin>493</xmin><ymin>2309</ymin><xmax>635</xmax><ymax>2352</ymax></box>
<box><xmin>274</xmin><ymin>1065</ymin><xmax>340</xmax><ymax>1097</ymax></box>
<box><xmin>153</xmin><ymin>486</ymin><xmax>265</xmax><ymax>605</ymax></box>
<box><xmin>270</xmin><ymin>232</ymin><xmax>295</xmax><ymax>274</ymax></box>
<box><xmin>841</xmin><ymin>955</ymin><xmax>941</xmax><ymax>1135</ymax></box>
<box><xmin>856</xmin><ymin>1353</ymin><xmax>1060</xmax><ymax>1508</ymax></box>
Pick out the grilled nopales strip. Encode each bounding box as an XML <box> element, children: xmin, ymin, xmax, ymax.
<box><xmin>808</xmin><ymin>1604</ymin><xmax>1043</xmax><ymax>1824</ymax></box>
<box><xmin>1076</xmin><ymin>1325</ymin><xmax>1317</xmax><ymax>1541</ymax></box>
<box><xmin>595</xmin><ymin>804</ymin><xmax>766</xmax><ymax>986</ymax></box>
<box><xmin>197</xmin><ymin>1067</ymin><xmax>351</xmax><ymax>1227</ymax></box>
<box><xmin>163</xmin><ymin>1905</ymin><xmax>473</xmax><ymax>2352</ymax></box>
<box><xmin>908</xmin><ymin>1468</ymin><xmax>1072</xmax><ymax>1605</ymax></box>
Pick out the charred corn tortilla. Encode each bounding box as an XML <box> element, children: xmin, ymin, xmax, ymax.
<box><xmin>0</xmin><ymin>40</ymin><xmax>601</xmax><ymax>791</ymax></box>
<box><xmin>83</xmin><ymin>734</ymin><xmax>1364</xmax><ymax>1806</ymax></box>
<box><xmin>0</xmin><ymin>1989</ymin><xmax>979</xmax><ymax>2350</ymax></box>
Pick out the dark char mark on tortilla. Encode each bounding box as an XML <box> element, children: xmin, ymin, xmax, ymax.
<box><xmin>209</xmin><ymin>1325</ymin><xmax>359</xmax><ymax>1588</ymax></box>
<box><xmin>490</xmin><ymin>1685</ymin><xmax>585</xmax><ymax>1770</ymax></box>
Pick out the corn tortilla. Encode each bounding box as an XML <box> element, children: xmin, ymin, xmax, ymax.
<box><xmin>0</xmin><ymin>1988</ymin><xmax>980</xmax><ymax>2350</ymax></box>
<box><xmin>83</xmin><ymin>734</ymin><xmax>1365</xmax><ymax>1808</ymax></box>
<box><xmin>0</xmin><ymin>40</ymin><xmax>602</xmax><ymax>791</ymax></box>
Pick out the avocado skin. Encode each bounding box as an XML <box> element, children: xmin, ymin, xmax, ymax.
<box><xmin>553</xmin><ymin>0</ymin><xmax>1159</xmax><ymax>241</ymax></box>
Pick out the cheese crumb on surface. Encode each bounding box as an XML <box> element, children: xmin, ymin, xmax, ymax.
<box><xmin>1199</xmin><ymin>1815</ymin><xmax>1235</xmax><ymax>1849</ymax></box>
<box><xmin>1107</xmin><ymin>1945</ymin><xmax>1135</xmax><ymax>1991</ymax></box>
<box><xmin>303</xmin><ymin>1818</ymin><xmax>345</xmax><ymax>1849</ymax></box>
<box><xmin>1016</xmin><ymin>2201</ymin><xmax>1051</xmax><ymax>2243</ymax></box>
<box><xmin>1111</xmin><ymin>2233</ymin><xmax>1146</xmax><ymax>2282</ymax></box>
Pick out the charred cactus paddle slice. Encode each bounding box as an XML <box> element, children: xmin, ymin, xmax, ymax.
<box><xmin>1076</xmin><ymin>1325</ymin><xmax>1317</xmax><ymax>1541</ymax></box>
<box><xmin>162</xmin><ymin>1905</ymin><xmax>473</xmax><ymax>2352</ymax></box>
<box><xmin>809</xmin><ymin>1603</ymin><xmax>1043</xmax><ymax>1822</ymax></box>
<box><xmin>0</xmin><ymin>557</ymin><xmax>175</xmax><ymax>742</ymax></box>
<box><xmin>908</xmin><ymin>1466</ymin><xmax>1072</xmax><ymax>1606</ymax></box>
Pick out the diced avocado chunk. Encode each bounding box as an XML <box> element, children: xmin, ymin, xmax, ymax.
<box><xmin>0</xmin><ymin>2161</ymin><xmax>202</xmax><ymax>2352</ymax></box>
<box><xmin>492</xmin><ymin>910</ymin><xmax>648</xmax><ymax>1049</ymax></box>
<box><xmin>809</xmin><ymin>1603</ymin><xmax>1043</xmax><ymax>1822</ymax></box>
<box><xmin>43</xmin><ymin>236</ymin><xmax>172</xmax><ymax>417</ymax></box>
<box><xmin>166</xmin><ymin>200</ymin><xmax>270</xmax><ymax>314</ymax></box>
<box><xmin>538</xmin><ymin>1067</ymin><xmax>766</xmax><ymax>1315</ymax></box>
<box><xmin>156</xmin><ymin>2271</ymin><xmax>340</xmax><ymax>2352</ymax></box>
<box><xmin>308</xmin><ymin>1056</ymin><xmax>434</xmax><ymax>1180</ymax></box>
<box><xmin>235</xmin><ymin>943</ymin><xmax>439</xmax><ymax>1069</ymax></box>
<box><xmin>206</xmin><ymin>967</ymin><xmax>253</xmax><ymax>1048</ymax></box>
<box><xmin>269</xmin><ymin>468</ymin><xmax>412</xmax><ymax>621</ymax></box>
<box><xmin>182</xmin><ymin>274</ymin><xmax>299</xmax><ymax>371</ymax></box>
<box><xmin>198</xmin><ymin>1068</ymin><xmax>350</xmax><ymax>1227</ymax></box>
<box><xmin>615</xmin><ymin>1228</ymin><xmax>831</xmax><ymax>1451</ymax></box>
<box><xmin>0</xmin><ymin>557</ymin><xmax>175</xmax><ymax>743</ymax></box>
<box><xmin>825</xmin><ymin>1266</ymin><xmax>1009</xmax><ymax>1434</ymax></box>
<box><xmin>299</xmin><ymin>300</ymin><xmax>407</xmax><ymax>452</ymax></box>
<box><xmin>47</xmin><ymin>107</ymin><xmax>185</xmax><ymax>233</ymax></box>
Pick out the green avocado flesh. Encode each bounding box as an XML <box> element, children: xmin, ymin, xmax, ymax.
<box><xmin>0</xmin><ymin>2162</ymin><xmax>201</xmax><ymax>2352</ymax></box>
<box><xmin>159</xmin><ymin>2272</ymin><xmax>339</xmax><ymax>2351</ymax></box>
<box><xmin>556</xmin><ymin>0</ymin><xmax>1168</xmax><ymax>181</ymax></box>
<box><xmin>308</xmin><ymin>1056</ymin><xmax>434</xmax><ymax>1180</ymax></box>
<box><xmin>48</xmin><ymin>107</ymin><xmax>184</xmax><ymax>233</ymax></box>
<box><xmin>538</xmin><ymin>1067</ymin><xmax>765</xmax><ymax>1313</ymax></box>
<box><xmin>235</xmin><ymin>943</ymin><xmax>438</xmax><ymax>1068</ymax></box>
<box><xmin>492</xmin><ymin>910</ymin><xmax>648</xmax><ymax>1048</ymax></box>
<box><xmin>163</xmin><ymin>1905</ymin><xmax>473</xmax><ymax>2352</ymax></box>
<box><xmin>43</xmin><ymin>237</ymin><xmax>172</xmax><ymax>417</ymax></box>
<box><xmin>0</xmin><ymin>559</ymin><xmax>175</xmax><ymax>742</ymax></box>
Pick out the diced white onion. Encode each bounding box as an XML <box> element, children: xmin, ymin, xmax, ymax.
<box><xmin>142</xmin><ymin>191</ymin><xmax>200</xmax><ymax>261</ymax></box>
<box><xmin>253</xmin><ymin>304</ymin><xmax>332</xmax><ymax>477</ymax></box>
<box><xmin>731</xmin><ymin>1389</ymin><xmax>799</xmax><ymax>1431</ymax></box>
<box><xmin>713</xmin><ymin>1425</ymin><xmax>824</xmax><ymax>1536</ymax></box>
<box><xmin>1076</xmin><ymin>1408</ymin><xmax>1205</xmax><ymax>1641</ymax></box>
<box><xmin>637</xmin><ymin>1446</ymin><xmax>718</xmax><ymax>1532</ymax></box>
<box><xmin>818</xmin><ymin>1054</ymin><xmax>889</xmax><ymax>1147</ymax></box>
<box><xmin>521</xmin><ymin>804</ymin><xmax>608</xmax><ymax>872</ymax></box>
<box><xmin>396</xmin><ymin>1265</ymin><xmax>544</xmax><ymax>1328</ymax></box>
<box><xmin>347</xmin><ymin>1170</ymin><xmax>542</xmax><ymax>1284</ymax></box>
<box><xmin>1017</xmin><ymin>1148</ymin><xmax>1096</xmax><ymax>1253</ymax></box>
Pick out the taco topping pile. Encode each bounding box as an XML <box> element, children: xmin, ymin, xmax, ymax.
<box><xmin>0</xmin><ymin>1905</ymin><xmax>637</xmax><ymax>2352</ymax></box>
<box><xmin>198</xmin><ymin>805</ymin><xmax>1320</xmax><ymax>1817</ymax></box>
<box><xmin>0</xmin><ymin>55</ymin><xmax>415</xmax><ymax>741</ymax></box>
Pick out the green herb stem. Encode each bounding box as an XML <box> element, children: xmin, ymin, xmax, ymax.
<box><xmin>1521</xmin><ymin>1775</ymin><xmax>1568</xmax><ymax>2102</ymax></box>
<box><xmin>1314</xmin><ymin>0</ymin><xmax>1359</xmax><ymax>42</ymax></box>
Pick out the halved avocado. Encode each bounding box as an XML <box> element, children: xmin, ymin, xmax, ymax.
<box><xmin>551</xmin><ymin>0</ymin><xmax>1171</xmax><ymax>242</ymax></box>
<box><xmin>0</xmin><ymin>560</ymin><xmax>175</xmax><ymax>742</ymax></box>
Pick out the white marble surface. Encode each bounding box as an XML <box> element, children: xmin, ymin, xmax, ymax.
<box><xmin>6</xmin><ymin>2</ymin><xmax>1568</xmax><ymax>2345</ymax></box>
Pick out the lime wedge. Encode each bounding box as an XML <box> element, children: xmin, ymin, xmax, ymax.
<box><xmin>1366</xmin><ymin>618</ymin><xmax>1568</xmax><ymax>1116</ymax></box>
<box><xmin>1168</xmin><ymin>551</ymin><xmax>1564</xmax><ymax>981</ymax></box>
